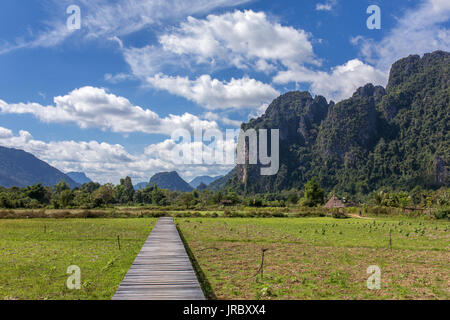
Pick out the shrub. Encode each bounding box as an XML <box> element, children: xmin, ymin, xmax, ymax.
<box><xmin>434</xmin><ymin>208</ymin><xmax>449</xmax><ymax>220</ymax></box>
<box><xmin>332</xmin><ymin>211</ymin><xmax>348</xmax><ymax>219</ymax></box>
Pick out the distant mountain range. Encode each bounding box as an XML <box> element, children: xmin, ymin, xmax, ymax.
<box><xmin>135</xmin><ymin>173</ymin><xmax>223</xmax><ymax>191</ymax></box>
<box><xmin>189</xmin><ymin>175</ymin><xmax>223</xmax><ymax>188</ymax></box>
<box><xmin>0</xmin><ymin>146</ymin><xmax>79</xmax><ymax>188</ymax></box>
<box><xmin>207</xmin><ymin>169</ymin><xmax>236</xmax><ymax>191</ymax></box>
<box><xmin>149</xmin><ymin>171</ymin><xmax>194</xmax><ymax>192</ymax></box>
<box><xmin>66</xmin><ymin>172</ymin><xmax>92</xmax><ymax>185</ymax></box>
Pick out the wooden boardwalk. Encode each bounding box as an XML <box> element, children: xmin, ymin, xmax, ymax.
<box><xmin>113</xmin><ymin>217</ymin><xmax>205</xmax><ymax>300</ymax></box>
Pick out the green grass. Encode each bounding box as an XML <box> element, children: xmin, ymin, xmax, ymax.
<box><xmin>176</xmin><ymin>216</ymin><xmax>450</xmax><ymax>300</ymax></box>
<box><xmin>0</xmin><ymin>218</ymin><xmax>156</xmax><ymax>300</ymax></box>
<box><xmin>1</xmin><ymin>214</ymin><xmax>448</xmax><ymax>300</ymax></box>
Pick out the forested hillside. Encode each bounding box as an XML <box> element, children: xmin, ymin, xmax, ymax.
<box><xmin>224</xmin><ymin>51</ymin><xmax>449</xmax><ymax>196</ymax></box>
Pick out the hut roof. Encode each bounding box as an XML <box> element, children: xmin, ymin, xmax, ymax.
<box><xmin>324</xmin><ymin>195</ymin><xmax>346</xmax><ymax>208</ymax></box>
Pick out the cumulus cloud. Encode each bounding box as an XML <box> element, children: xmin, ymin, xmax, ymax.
<box><xmin>353</xmin><ymin>0</ymin><xmax>450</xmax><ymax>70</ymax></box>
<box><xmin>146</xmin><ymin>74</ymin><xmax>279</xmax><ymax>110</ymax></box>
<box><xmin>121</xmin><ymin>10</ymin><xmax>308</xmax><ymax>110</ymax></box>
<box><xmin>123</xmin><ymin>9</ymin><xmax>389</xmax><ymax>103</ymax></box>
<box><xmin>202</xmin><ymin>112</ymin><xmax>242</xmax><ymax>127</ymax></box>
<box><xmin>0</xmin><ymin>86</ymin><xmax>218</xmax><ymax>135</ymax></box>
<box><xmin>157</xmin><ymin>10</ymin><xmax>318</xmax><ymax>70</ymax></box>
<box><xmin>274</xmin><ymin>59</ymin><xmax>387</xmax><ymax>101</ymax></box>
<box><xmin>0</xmin><ymin>126</ymin><xmax>235</xmax><ymax>184</ymax></box>
<box><xmin>288</xmin><ymin>0</ymin><xmax>449</xmax><ymax>101</ymax></box>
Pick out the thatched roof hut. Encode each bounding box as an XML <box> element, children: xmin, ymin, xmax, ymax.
<box><xmin>324</xmin><ymin>195</ymin><xmax>346</xmax><ymax>208</ymax></box>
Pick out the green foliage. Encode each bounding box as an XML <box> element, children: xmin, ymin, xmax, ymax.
<box><xmin>92</xmin><ymin>184</ymin><xmax>115</xmax><ymax>206</ymax></box>
<box><xmin>59</xmin><ymin>189</ymin><xmax>73</xmax><ymax>208</ymax></box>
<box><xmin>301</xmin><ymin>178</ymin><xmax>325</xmax><ymax>207</ymax></box>
<box><xmin>287</xmin><ymin>190</ymin><xmax>300</xmax><ymax>204</ymax></box>
<box><xmin>221</xmin><ymin>51</ymin><xmax>449</xmax><ymax>197</ymax></box>
<box><xmin>115</xmin><ymin>176</ymin><xmax>135</xmax><ymax>204</ymax></box>
<box><xmin>54</xmin><ymin>179</ymin><xmax>70</xmax><ymax>194</ymax></box>
<box><xmin>178</xmin><ymin>192</ymin><xmax>194</xmax><ymax>209</ymax></box>
<box><xmin>434</xmin><ymin>208</ymin><xmax>449</xmax><ymax>220</ymax></box>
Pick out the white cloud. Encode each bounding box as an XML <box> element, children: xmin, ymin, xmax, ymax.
<box><xmin>316</xmin><ymin>4</ymin><xmax>332</xmax><ymax>11</ymax></box>
<box><xmin>274</xmin><ymin>59</ymin><xmax>387</xmax><ymax>101</ymax></box>
<box><xmin>0</xmin><ymin>20</ymin><xmax>75</xmax><ymax>55</ymax></box>
<box><xmin>248</xmin><ymin>103</ymin><xmax>269</xmax><ymax>120</ymax></box>
<box><xmin>123</xmin><ymin>9</ymin><xmax>388</xmax><ymax>103</ymax></box>
<box><xmin>202</xmin><ymin>111</ymin><xmax>242</xmax><ymax>127</ymax></box>
<box><xmin>104</xmin><ymin>72</ymin><xmax>134</xmax><ymax>83</ymax></box>
<box><xmin>0</xmin><ymin>0</ymin><xmax>251</xmax><ymax>54</ymax></box>
<box><xmin>157</xmin><ymin>10</ymin><xmax>318</xmax><ymax>71</ymax></box>
<box><xmin>0</xmin><ymin>86</ymin><xmax>218</xmax><ymax>135</ymax></box>
<box><xmin>144</xmin><ymin>136</ymin><xmax>236</xmax><ymax>178</ymax></box>
<box><xmin>146</xmin><ymin>74</ymin><xmax>279</xmax><ymax>110</ymax></box>
<box><xmin>123</xmin><ymin>45</ymin><xmax>187</xmax><ymax>79</ymax></box>
<box><xmin>121</xmin><ymin>10</ymin><xmax>310</xmax><ymax>110</ymax></box>
<box><xmin>315</xmin><ymin>1</ymin><xmax>337</xmax><ymax>12</ymax></box>
<box><xmin>0</xmin><ymin>126</ymin><xmax>234</xmax><ymax>184</ymax></box>
<box><xmin>353</xmin><ymin>0</ymin><xmax>450</xmax><ymax>70</ymax></box>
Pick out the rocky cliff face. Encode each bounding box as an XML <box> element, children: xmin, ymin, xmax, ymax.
<box><xmin>232</xmin><ymin>91</ymin><xmax>329</xmax><ymax>193</ymax></box>
<box><xmin>317</xmin><ymin>84</ymin><xmax>385</xmax><ymax>161</ymax></box>
<box><xmin>224</xmin><ymin>50</ymin><xmax>449</xmax><ymax>194</ymax></box>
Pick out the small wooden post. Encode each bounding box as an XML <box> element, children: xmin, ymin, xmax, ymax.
<box><xmin>117</xmin><ymin>235</ymin><xmax>121</xmax><ymax>250</ymax></box>
<box><xmin>44</xmin><ymin>224</ymin><xmax>46</xmax><ymax>233</ymax></box>
<box><xmin>389</xmin><ymin>229</ymin><xmax>392</xmax><ymax>250</ymax></box>
<box><xmin>260</xmin><ymin>248</ymin><xmax>268</xmax><ymax>280</ymax></box>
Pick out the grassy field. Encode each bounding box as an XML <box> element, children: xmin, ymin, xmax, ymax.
<box><xmin>0</xmin><ymin>213</ymin><xmax>448</xmax><ymax>300</ymax></box>
<box><xmin>176</xmin><ymin>216</ymin><xmax>450</xmax><ymax>300</ymax></box>
<box><xmin>0</xmin><ymin>218</ymin><xmax>156</xmax><ymax>300</ymax></box>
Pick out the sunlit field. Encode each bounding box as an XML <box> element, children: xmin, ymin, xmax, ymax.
<box><xmin>0</xmin><ymin>218</ymin><xmax>156</xmax><ymax>300</ymax></box>
<box><xmin>176</xmin><ymin>217</ymin><xmax>449</xmax><ymax>300</ymax></box>
<box><xmin>0</xmin><ymin>213</ymin><xmax>448</xmax><ymax>300</ymax></box>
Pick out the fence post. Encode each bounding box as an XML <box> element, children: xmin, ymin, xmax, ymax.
<box><xmin>389</xmin><ymin>229</ymin><xmax>392</xmax><ymax>250</ymax></box>
<box><xmin>260</xmin><ymin>248</ymin><xmax>268</xmax><ymax>280</ymax></box>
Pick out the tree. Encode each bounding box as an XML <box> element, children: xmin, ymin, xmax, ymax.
<box><xmin>397</xmin><ymin>192</ymin><xmax>411</xmax><ymax>209</ymax></box>
<box><xmin>141</xmin><ymin>186</ymin><xmax>153</xmax><ymax>204</ymax></box>
<box><xmin>226</xmin><ymin>191</ymin><xmax>240</xmax><ymax>204</ymax></box>
<box><xmin>152</xmin><ymin>186</ymin><xmax>167</xmax><ymax>206</ymax></box>
<box><xmin>26</xmin><ymin>184</ymin><xmax>47</xmax><ymax>203</ymax></box>
<box><xmin>73</xmin><ymin>190</ymin><xmax>92</xmax><ymax>208</ymax></box>
<box><xmin>115</xmin><ymin>176</ymin><xmax>135</xmax><ymax>204</ymax></box>
<box><xmin>92</xmin><ymin>183</ymin><xmax>114</xmax><ymax>206</ymax></box>
<box><xmin>54</xmin><ymin>179</ymin><xmax>70</xmax><ymax>194</ymax></box>
<box><xmin>179</xmin><ymin>193</ymin><xmax>194</xmax><ymax>209</ymax></box>
<box><xmin>60</xmin><ymin>189</ymin><xmax>74</xmax><ymax>208</ymax></box>
<box><xmin>287</xmin><ymin>189</ymin><xmax>299</xmax><ymax>204</ymax></box>
<box><xmin>373</xmin><ymin>190</ymin><xmax>385</xmax><ymax>205</ymax></box>
<box><xmin>80</xmin><ymin>182</ymin><xmax>101</xmax><ymax>193</ymax></box>
<box><xmin>302</xmin><ymin>178</ymin><xmax>325</xmax><ymax>207</ymax></box>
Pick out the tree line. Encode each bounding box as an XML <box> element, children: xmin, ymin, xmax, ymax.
<box><xmin>0</xmin><ymin>176</ymin><xmax>448</xmax><ymax>212</ymax></box>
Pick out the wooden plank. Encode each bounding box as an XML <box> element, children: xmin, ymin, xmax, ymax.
<box><xmin>112</xmin><ymin>217</ymin><xmax>205</xmax><ymax>300</ymax></box>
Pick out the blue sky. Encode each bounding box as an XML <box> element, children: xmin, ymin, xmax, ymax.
<box><xmin>0</xmin><ymin>0</ymin><xmax>448</xmax><ymax>184</ymax></box>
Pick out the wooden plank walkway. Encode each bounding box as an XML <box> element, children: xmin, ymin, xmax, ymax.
<box><xmin>113</xmin><ymin>217</ymin><xmax>205</xmax><ymax>300</ymax></box>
